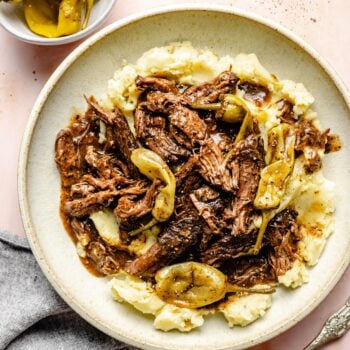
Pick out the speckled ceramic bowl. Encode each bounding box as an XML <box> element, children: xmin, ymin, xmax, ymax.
<box><xmin>0</xmin><ymin>0</ymin><xmax>117</xmax><ymax>45</ymax></box>
<box><xmin>18</xmin><ymin>4</ymin><xmax>350</xmax><ymax>350</ymax></box>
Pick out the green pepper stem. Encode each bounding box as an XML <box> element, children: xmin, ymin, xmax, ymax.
<box><xmin>234</xmin><ymin>111</ymin><xmax>252</xmax><ymax>146</ymax></box>
<box><xmin>129</xmin><ymin>218</ymin><xmax>158</xmax><ymax>236</ymax></box>
<box><xmin>251</xmin><ymin>211</ymin><xmax>272</xmax><ymax>255</ymax></box>
<box><xmin>190</xmin><ymin>103</ymin><xmax>221</xmax><ymax>111</ymax></box>
<box><xmin>226</xmin><ymin>284</ymin><xmax>276</xmax><ymax>294</ymax></box>
<box><xmin>225</xmin><ymin>211</ymin><xmax>271</xmax><ymax>258</ymax></box>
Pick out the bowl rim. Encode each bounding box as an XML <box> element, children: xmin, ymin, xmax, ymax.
<box><xmin>0</xmin><ymin>0</ymin><xmax>118</xmax><ymax>46</ymax></box>
<box><xmin>17</xmin><ymin>3</ymin><xmax>350</xmax><ymax>349</ymax></box>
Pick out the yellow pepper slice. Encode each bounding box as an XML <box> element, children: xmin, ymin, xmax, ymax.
<box><xmin>131</xmin><ymin>148</ymin><xmax>176</xmax><ymax>222</ymax></box>
<box><xmin>219</xmin><ymin>94</ymin><xmax>249</xmax><ymax>124</ymax></box>
<box><xmin>266</xmin><ymin>123</ymin><xmax>295</xmax><ymax>165</ymax></box>
<box><xmin>249</xmin><ymin>124</ymin><xmax>296</xmax><ymax>254</ymax></box>
<box><xmin>23</xmin><ymin>0</ymin><xmax>60</xmax><ymax>38</ymax></box>
<box><xmin>23</xmin><ymin>0</ymin><xmax>94</xmax><ymax>38</ymax></box>
<box><xmin>254</xmin><ymin>123</ymin><xmax>295</xmax><ymax>210</ymax></box>
<box><xmin>254</xmin><ymin>160</ymin><xmax>291</xmax><ymax>209</ymax></box>
<box><xmin>190</xmin><ymin>93</ymin><xmax>253</xmax><ymax>147</ymax></box>
<box><xmin>57</xmin><ymin>0</ymin><xmax>82</xmax><ymax>36</ymax></box>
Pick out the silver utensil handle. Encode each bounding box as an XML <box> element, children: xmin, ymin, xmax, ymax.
<box><xmin>304</xmin><ymin>298</ymin><xmax>350</xmax><ymax>350</ymax></box>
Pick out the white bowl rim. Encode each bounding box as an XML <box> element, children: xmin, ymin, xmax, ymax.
<box><xmin>18</xmin><ymin>3</ymin><xmax>350</xmax><ymax>349</ymax></box>
<box><xmin>0</xmin><ymin>0</ymin><xmax>117</xmax><ymax>46</ymax></box>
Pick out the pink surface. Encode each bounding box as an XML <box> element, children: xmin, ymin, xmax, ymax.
<box><xmin>0</xmin><ymin>1</ymin><xmax>349</xmax><ymax>349</ymax></box>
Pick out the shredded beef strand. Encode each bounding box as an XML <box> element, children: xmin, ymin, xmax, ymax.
<box><xmin>55</xmin><ymin>128</ymin><xmax>82</xmax><ymax>187</ymax></box>
<box><xmin>184</xmin><ymin>71</ymin><xmax>238</xmax><ymax>104</ymax></box>
<box><xmin>295</xmin><ymin>119</ymin><xmax>329</xmax><ymax>174</ymax></box>
<box><xmin>201</xmin><ymin>135</ymin><xmax>265</xmax><ymax>266</ymax></box>
<box><xmin>70</xmin><ymin>174</ymin><xmax>128</xmax><ymax>197</ymax></box>
<box><xmin>85</xmin><ymin>147</ymin><xmax>127</xmax><ymax>179</ymax></box>
<box><xmin>145</xmin><ymin>128</ymin><xmax>190</xmax><ymax>162</ymax></box>
<box><xmin>265</xmin><ymin>208</ymin><xmax>300</xmax><ymax>276</ymax></box>
<box><xmin>224</xmin><ymin>254</ymin><xmax>276</xmax><ymax>287</ymax></box>
<box><xmin>114</xmin><ymin>179</ymin><xmax>160</xmax><ymax>222</ymax></box>
<box><xmin>134</xmin><ymin>102</ymin><xmax>190</xmax><ymax>162</ymax></box>
<box><xmin>134</xmin><ymin>102</ymin><xmax>166</xmax><ymax>139</ymax></box>
<box><xmin>169</xmin><ymin>124</ymin><xmax>192</xmax><ymax>150</ymax></box>
<box><xmin>190</xmin><ymin>186</ymin><xmax>226</xmax><ymax>235</ymax></box>
<box><xmin>64</xmin><ymin>189</ymin><xmax>118</xmax><ymax>217</ymax></box>
<box><xmin>135</xmin><ymin>75</ymin><xmax>179</xmax><ymax>94</ymax></box>
<box><xmin>226</xmin><ymin>134</ymin><xmax>265</xmax><ymax>236</ymax></box>
<box><xmin>125</xmin><ymin>200</ymin><xmax>201</xmax><ymax>275</ymax></box>
<box><xmin>276</xmin><ymin>99</ymin><xmax>295</xmax><ymax>123</ymax></box>
<box><xmin>65</xmin><ymin>179</ymin><xmax>149</xmax><ymax>218</ymax></box>
<box><xmin>146</xmin><ymin>91</ymin><xmax>188</xmax><ymax>114</ymax></box>
<box><xmin>198</xmin><ymin>137</ymin><xmax>238</xmax><ymax>192</ymax></box>
<box><xmin>201</xmin><ymin>232</ymin><xmax>258</xmax><ymax>267</ymax></box>
<box><xmin>168</xmin><ymin>105</ymin><xmax>207</xmax><ymax>144</ymax></box>
<box><xmin>86</xmin><ymin>97</ymin><xmax>141</xmax><ymax>178</ymax></box>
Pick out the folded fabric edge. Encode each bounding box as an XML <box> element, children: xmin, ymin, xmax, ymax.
<box><xmin>0</xmin><ymin>230</ymin><xmax>30</xmax><ymax>250</ymax></box>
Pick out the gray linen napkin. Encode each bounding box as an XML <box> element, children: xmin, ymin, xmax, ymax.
<box><xmin>0</xmin><ymin>230</ymin><xmax>137</xmax><ymax>350</ymax></box>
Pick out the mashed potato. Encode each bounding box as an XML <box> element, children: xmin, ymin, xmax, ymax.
<box><xmin>153</xmin><ymin>305</ymin><xmax>205</xmax><ymax>332</ymax></box>
<box><xmin>107</xmin><ymin>42</ymin><xmax>314</xmax><ymax>120</ymax></box>
<box><xmin>110</xmin><ymin>273</ymin><xmax>206</xmax><ymax>332</ymax></box>
<box><xmin>219</xmin><ymin>292</ymin><xmax>272</xmax><ymax>327</ymax></box>
<box><xmin>110</xmin><ymin>272</ymin><xmax>165</xmax><ymax>314</ymax></box>
<box><xmin>295</xmin><ymin>173</ymin><xmax>335</xmax><ymax>266</ymax></box>
<box><xmin>102</xmin><ymin>42</ymin><xmax>336</xmax><ymax>331</ymax></box>
<box><xmin>278</xmin><ymin>260</ymin><xmax>309</xmax><ymax>288</ymax></box>
<box><xmin>110</xmin><ymin>272</ymin><xmax>271</xmax><ymax>331</ymax></box>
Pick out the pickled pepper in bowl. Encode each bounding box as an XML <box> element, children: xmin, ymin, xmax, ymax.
<box><xmin>16</xmin><ymin>0</ymin><xmax>94</xmax><ymax>37</ymax></box>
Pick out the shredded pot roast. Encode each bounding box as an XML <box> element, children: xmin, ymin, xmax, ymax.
<box><xmin>55</xmin><ymin>71</ymin><xmax>340</xmax><ymax>288</ymax></box>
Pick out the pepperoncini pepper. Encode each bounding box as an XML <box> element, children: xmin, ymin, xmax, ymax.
<box><xmin>191</xmin><ymin>93</ymin><xmax>251</xmax><ymax>124</ymax></box>
<box><xmin>131</xmin><ymin>148</ymin><xmax>176</xmax><ymax>226</ymax></box>
<box><xmin>22</xmin><ymin>0</ymin><xmax>94</xmax><ymax>38</ymax></box>
<box><xmin>191</xmin><ymin>93</ymin><xmax>253</xmax><ymax>147</ymax></box>
<box><xmin>254</xmin><ymin>123</ymin><xmax>295</xmax><ymax>210</ymax></box>
<box><xmin>155</xmin><ymin>262</ymin><xmax>276</xmax><ymax>308</ymax></box>
<box><xmin>23</xmin><ymin>0</ymin><xmax>60</xmax><ymax>38</ymax></box>
<box><xmin>249</xmin><ymin>124</ymin><xmax>296</xmax><ymax>255</ymax></box>
<box><xmin>266</xmin><ymin>123</ymin><xmax>295</xmax><ymax>165</ymax></box>
<box><xmin>191</xmin><ymin>94</ymin><xmax>248</xmax><ymax>124</ymax></box>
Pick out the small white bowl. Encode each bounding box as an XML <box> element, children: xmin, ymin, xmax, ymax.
<box><xmin>0</xmin><ymin>0</ymin><xmax>117</xmax><ymax>45</ymax></box>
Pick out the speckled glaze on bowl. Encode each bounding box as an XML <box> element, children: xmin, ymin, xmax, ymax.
<box><xmin>18</xmin><ymin>4</ymin><xmax>350</xmax><ymax>350</ymax></box>
<box><xmin>0</xmin><ymin>0</ymin><xmax>117</xmax><ymax>45</ymax></box>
